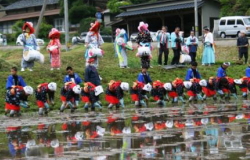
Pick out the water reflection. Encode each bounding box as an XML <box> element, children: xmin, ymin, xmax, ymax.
<box><xmin>1</xmin><ymin>104</ymin><xmax>250</xmax><ymax>159</ymax></box>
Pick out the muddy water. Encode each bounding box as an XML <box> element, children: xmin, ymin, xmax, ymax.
<box><xmin>1</xmin><ymin>103</ymin><xmax>250</xmax><ymax>160</ymax></box>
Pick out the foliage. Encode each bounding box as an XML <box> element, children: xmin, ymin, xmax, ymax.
<box><xmin>101</xmin><ymin>27</ymin><xmax>112</xmax><ymax>35</ymax></box>
<box><xmin>38</xmin><ymin>19</ymin><xmax>53</xmax><ymax>39</ymax></box>
<box><xmin>0</xmin><ymin>43</ymin><xmax>248</xmax><ymax>114</ymax></box>
<box><xmin>129</xmin><ymin>0</ymin><xmax>155</xmax><ymax>4</ymax></box>
<box><xmin>219</xmin><ymin>0</ymin><xmax>250</xmax><ymax>16</ymax></box>
<box><xmin>107</xmin><ymin>0</ymin><xmax>131</xmax><ymax>13</ymax></box>
<box><xmin>11</xmin><ymin>20</ymin><xmax>24</xmax><ymax>38</ymax></box>
<box><xmin>78</xmin><ymin>17</ymin><xmax>96</xmax><ymax>33</ymax></box>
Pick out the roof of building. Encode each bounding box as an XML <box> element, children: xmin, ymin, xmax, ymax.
<box><xmin>3</xmin><ymin>0</ymin><xmax>59</xmax><ymax>11</ymax></box>
<box><xmin>117</xmin><ymin>1</ymin><xmax>204</xmax><ymax>17</ymax></box>
<box><xmin>0</xmin><ymin>9</ymin><xmax>60</xmax><ymax>22</ymax></box>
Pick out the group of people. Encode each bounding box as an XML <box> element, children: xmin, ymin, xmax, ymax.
<box><xmin>4</xmin><ymin>59</ymin><xmax>250</xmax><ymax>117</ymax></box>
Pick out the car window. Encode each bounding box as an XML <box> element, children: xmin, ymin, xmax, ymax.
<box><xmin>243</xmin><ymin>18</ymin><xmax>250</xmax><ymax>25</ymax></box>
<box><xmin>227</xmin><ymin>19</ymin><xmax>235</xmax><ymax>25</ymax></box>
<box><xmin>237</xmin><ymin>19</ymin><xmax>244</xmax><ymax>25</ymax></box>
<box><xmin>220</xmin><ymin>20</ymin><xmax>226</xmax><ymax>25</ymax></box>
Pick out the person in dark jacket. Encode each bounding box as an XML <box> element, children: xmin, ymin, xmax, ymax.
<box><xmin>186</xmin><ymin>31</ymin><xmax>199</xmax><ymax>62</ymax></box>
<box><xmin>84</xmin><ymin>58</ymin><xmax>101</xmax><ymax>86</ymax></box>
<box><xmin>6</xmin><ymin>67</ymin><xmax>26</xmax><ymax>90</ymax></box>
<box><xmin>137</xmin><ymin>67</ymin><xmax>152</xmax><ymax>84</ymax></box>
<box><xmin>237</xmin><ymin>30</ymin><xmax>249</xmax><ymax>64</ymax></box>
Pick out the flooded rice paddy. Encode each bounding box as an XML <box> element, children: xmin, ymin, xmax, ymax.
<box><xmin>1</xmin><ymin>101</ymin><xmax>250</xmax><ymax>159</ymax></box>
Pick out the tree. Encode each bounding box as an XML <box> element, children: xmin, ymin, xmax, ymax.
<box><xmin>11</xmin><ymin>20</ymin><xmax>24</xmax><ymax>37</ymax></box>
<box><xmin>38</xmin><ymin>19</ymin><xmax>53</xmax><ymax>39</ymax></box>
<box><xmin>69</xmin><ymin>0</ymin><xmax>96</xmax><ymax>24</ymax></box>
<box><xmin>219</xmin><ymin>0</ymin><xmax>250</xmax><ymax>16</ymax></box>
<box><xmin>78</xmin><ymin>17</ymin><xmax>95</xmax><ymax>33</ymax></box>
<box><xmin>107</xmin><ymin>0</ymin><xmax>131</xmax><ymax>13</ymax></box>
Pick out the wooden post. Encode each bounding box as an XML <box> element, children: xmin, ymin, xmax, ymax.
<box><xmin>35</xmin><ymin>0</ymin><xmax>48</xmax><ymax>37</ymax></box>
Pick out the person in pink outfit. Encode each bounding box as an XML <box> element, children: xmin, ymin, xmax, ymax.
<box><xmin>47</xmin><ymin>28</ymin><xmax>61</xmax><ymax>70</ymax></box>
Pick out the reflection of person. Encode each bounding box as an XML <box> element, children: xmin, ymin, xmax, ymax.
<box><xmin>47</xmin><ymin>28</ymin><xmax>61</xmax><ymax>70</ymax></box>
<box><xmin>170</xmin><ymin>27</ymin><xmax>183</xmax><ymax>65</ymax></box>
<box><xmin>156</xmin><ymin>26</ymin><xmax>170</xmax><ymax>65</ymax></box>
<box><xmin>21</xmin><ymin>22</ymin><xmax>39</xmax><ymax>72</ymax></box>
<box><xmin>202</xmin><ymin>26</ymin><xmax>215</xmax><ymax>66</ymax></box>
<box><xmin>85</xmin><ymin>21</ymin><xmax>104</xmax><ymax>68</ymax></box>
<box><xmin>237</xmin><ymin>30</ymin><xmax>249</xmax><ymax>64</ymax></box>
<box><xmin>6</xmin><ymin>67</ymin><xmax>26</xmax><ymax>90</ymax></box>
<box><xmin>186</xmin><ymin>31</ymin><xmax>199</xmax><ymax>62</ymax></box>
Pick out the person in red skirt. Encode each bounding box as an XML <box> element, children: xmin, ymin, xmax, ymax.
<box><xmin>216</xmin><ymin>77</ymin><xmax>237</xmax><ymax>102</ymax></box>
<box><xmin>151</xmin><ymin>80</ymin><xmax>167</xmax><ymax>107</ymax></box>
<box><xmin>105</xmin><ymin>80</ymin><xmax>129</xmax><ymax>109</ymax></box>
<box><xmin>35</xmin><ymin>82</ymin><xmax>57</xmax><ymax>116</ymax></box>
<box><xmin>60</xmin><ymin>82</ymin><xmax>81</xmax><ymax>113</ymax></box>
<box><xmin>130</xmin><ymin>81</ymin><xmax>148</xmax><ymax>107</ymax></box>
<box><xmin>47</xmin><ymin>28</ymin><xmax>61</xmax><ymax>70</ymax></box>
<box><xmin>184</xmin><ymin>78</ymin><xmax>203</xmax><ymax>102</ymax></box>
<box><xmin>163</xmin><ymin>78</ymin><xmax>185</xmax><ymax>103</ymax></box>
<box><xmin>81</xmin><ymin>82</ymin><xmax>102</xmax><ymax>111</ymax></box>
<box><xmin>5</xmin><ymin>85</ymin><xmax>33</xmax><ymax>117</ymax></box>
<box><xmin>199</xmin><ymin>77</ymin><xmax>217</xmax><ymax>101</ymax></box>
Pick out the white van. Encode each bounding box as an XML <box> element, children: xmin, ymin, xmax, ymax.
<box><xmin>218</xmin><ymin>16</ymin><xmax>250</xmax><ymax>38</ymax></box>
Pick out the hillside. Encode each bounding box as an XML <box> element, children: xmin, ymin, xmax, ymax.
<box><xmin>0</xmin><ymin>43</ymin><xmax>247</xmax><ymax>114</ymax></box>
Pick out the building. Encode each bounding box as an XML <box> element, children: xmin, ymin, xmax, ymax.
<box><xmin>110</xmin><ymin>0</ymin><xmax>221</xmax><ymax>37</ymax></box>
<box><xmin>0</xmin><ymin>0</ymin><xmax>63</xmax><ymax>34</ymax></box>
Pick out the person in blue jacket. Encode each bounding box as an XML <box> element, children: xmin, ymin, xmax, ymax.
<box><xmin>6</xmin><ymin>67</ymin><xmax>26</xmax><ymax>90</ymax></box>
<box><xmin>186</xmin><ymin>31</ymin><xmax>199</xmax><ymax>62</ymax></box>
<box><xmin>171</xmin><ymin>27</ymin><xmax>183</xmax><ymax>65</ymax></box>
<box><xmin>246</xmin><ymin>65</ymin><xmax>250</xmax><ymax>77</ymax></box>
<box><xmin>137</xmin><ymin>67</ymin><xmax>152</xmax><ymax>84</ymax></box>
<box><xmin>64</xmin><ymin>66</ymin><xmax>82</xmax><ymax>85</ymax></box>
<box><xmin>185</xmin><ymin>62</ymin><xmax>201</xmax><ymax>80</ymax></box>
<box><xmin>217</xmin><ymin>62</ymin><xmax>230</xmax><ymax>78</ymax></box>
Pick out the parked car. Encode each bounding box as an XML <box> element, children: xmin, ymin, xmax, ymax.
<box><xmin>218</xmin><ymin>16</ymin><xmax>250</xmax><ymax>38</ymax></box>
<box><xmin>16</xmin><ymin>34</ymin><xmax>45</xmax><ymax>46</ymax></box>
<box><xmin>150</xmin><ymin>32</ymin><xmax>157</xmax><ymax>42</ymax></box>
<box><xmin>130</xmin><ymin>32</ymin><xmax>138</xmax><ymax>42</ymax></box>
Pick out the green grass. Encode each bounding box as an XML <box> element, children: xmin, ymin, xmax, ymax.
<box><xmin>0</xmin><ymin>43</ymin><xmax>248</xmax><ymax>114</ymax></box>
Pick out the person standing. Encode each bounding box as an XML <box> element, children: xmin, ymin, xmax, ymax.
<box><xmin>21</xmin><ymin>22</ymin><xmax>39</xmax><ymax>71</ymax></box>
<box><xmin>47</xmin><ymin>28</ymin><xmax>61</xmax><ymax>70</ymax></box>
<box><xmin>136</xmin><ymin>21</ymin><xmax>153</xmax><ymax>68</ymax></box>
<box><xmin>156</xmin><ymin>26</ymin><xmax>170</xmax><ymax>66</ymax></box>
<box><xmin>237</xmin><ymin>30</ymin><xmax>249</xmax><ymax>64</ymax></box>
<box><xmin>202</xmin><ymin>26</ymin><xmax>215</xmax><ymax>66</ymax></box>
<box><xmin>85</xmin><ymin>21</ymin><xmax>104</xmax><ymax>68</ymax></box>
<box><xmin>186</xmin><ymin>31</ymin><xmax>199</xmax><ymax>62</ymax></box>
<box><xmin>171</xmin><ymin>27</ymin><xmax>183</xmax><ymax>65</ymax></box>
<box><xmin>6</xmin><ymin>67</ymin><xmax>26</xmax><ymax>90</ymax></box>
<box><xmin>84</xmin><ymin>58</ymin><xmax>101</xmax><ymax>86</ymax></box>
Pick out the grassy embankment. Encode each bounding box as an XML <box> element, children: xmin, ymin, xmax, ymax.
<box><xmin>0</xmin><ymin>43</ymin><xmax>247</xmax><ymax>114</ymax></box>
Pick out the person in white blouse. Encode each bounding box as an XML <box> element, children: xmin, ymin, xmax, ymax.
<box><xmin>202</xmin><ymin>26</ymin><xmax>215</xmax><ymax>66</ymax></box>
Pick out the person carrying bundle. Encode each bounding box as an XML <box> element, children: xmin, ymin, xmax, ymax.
<box><xmin>151</xmin><ymin>80</ymin><xmax>167</xmax><ymax>107</ymax></box>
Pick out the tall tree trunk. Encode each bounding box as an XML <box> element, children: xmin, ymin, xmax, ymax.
<box><xmin>35</xmin><ymin>0</ymin><xmax>48</xmax><ymax>37</ymax></box>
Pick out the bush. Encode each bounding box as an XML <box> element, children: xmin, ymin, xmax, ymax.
<box><xmin>11</xmin><ymin>20</ymin><xmax>24</xmax><ymax>38</ymax></box>
<box><xmin>5</xmin><ymin>34</ymin><xmax>16</xmax><ymax>43</ymax></box>
<box><xmin>38</xmin><ymin>19</ymin><xmax>53</xmax><ymax>39</ymax></box>
<box><xmin>101</xmin><ymin>27</ymin><xmax>112</xmax><ymax>35</ymax></box>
